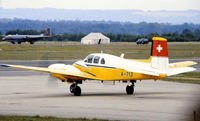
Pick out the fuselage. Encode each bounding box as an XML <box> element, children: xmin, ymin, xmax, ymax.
<box><xmin>72</xmin><ymin>53</ymin><xmax>166</xmax><ymax>81</ymax></box>
<box><xmin>3</xmin><ymin>34</ymin><xmax>46</xmax><ymax>41</ymax></box>
<box><xmin>2</xmin><ymin>34</ymin><xmax>50</xmax><ymax>44</ymax></box>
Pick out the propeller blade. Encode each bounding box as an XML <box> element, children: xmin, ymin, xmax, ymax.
<box><xmin>46</xmin><ymin>74</ymin><xmax>58</xmax><ymax>88</ymax></box>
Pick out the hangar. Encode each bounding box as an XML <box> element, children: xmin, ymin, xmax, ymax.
<box><xmin>81</xmin><ymin>33</ymin><xmax>110</xmax><ymax>45</ymax></box>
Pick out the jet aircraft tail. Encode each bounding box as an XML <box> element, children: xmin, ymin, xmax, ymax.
<box><xmin>45</xmin><ymin>28</ymin><xmax>52</xmax><ymax>36</ymax></box>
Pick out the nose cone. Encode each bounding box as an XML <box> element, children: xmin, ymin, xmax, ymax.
<box><xmin>2</xmin><ymin>36</ymin><xmax>9</xmax><ymax>41</ymax></box>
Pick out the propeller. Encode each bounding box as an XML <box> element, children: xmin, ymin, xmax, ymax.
<box><xmin>46</xmin><ymin>74</ymin><xmax>59</xmax><ymax>88</ymax></box>
<box><xmin>39</xmin><ymin>54</ymin><xmax>59</xmax><ymax>88</ymax></box>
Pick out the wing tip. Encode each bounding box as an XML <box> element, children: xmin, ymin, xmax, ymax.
<box><xmin>193</xmin><ymin>61</ymin><xmax>198</xmax><ymax>65</ymax></box>
<box><xmin>187</xmin><ymin>61</ymin><xmax>198</xmax><ymax>65</ymax></box>
<box><xmin>0</xmin><ymin>64</ymin><xmax>10</xmax><ymax>67</ymax></box>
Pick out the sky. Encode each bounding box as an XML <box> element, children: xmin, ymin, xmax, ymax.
<box><xmin>1</xmin><ymin>0</ymin><xmax>200</xmax><ymax>11</ymax></box>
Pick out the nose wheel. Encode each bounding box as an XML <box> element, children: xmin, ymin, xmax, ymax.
<box><xmin>70</xmin><ymin>84</ymin><xmax>81</xmax><ymax>96</ymax></box>
<box><xmin>126</xmin><ymin>85</ymin><xmax>134</xmax><ymax>95</ymax></box>
<box><xmin>126</xmin><ymin>80</ymin><xmax>136</xmax><ymax>95</ymax></box>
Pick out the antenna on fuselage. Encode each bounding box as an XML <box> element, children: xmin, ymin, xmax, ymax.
<box><xmin>120</xmin><ymin>53</ymin><xmax>124</xmax><ymax>58</ymax></box>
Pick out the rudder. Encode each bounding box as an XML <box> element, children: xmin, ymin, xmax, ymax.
<box><xmin>150</xmin><ymin>37</ymin><xmax>169</xmax><ymax>74</ymax></box>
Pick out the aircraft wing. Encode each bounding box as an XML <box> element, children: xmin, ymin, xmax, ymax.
<box><xmin>0</xmin><ymin>64</ymin><xmax>96</xmax><ymax>80</ymax></box>
<box><xmin>167</xmin><ymin>61</ymin><xmax>197</xmax><ymax>76</ymax></box>
<box><xmin>1</xmin><ymin>64</ymin><xmax>50</xmax><ymax>72</ymax></box>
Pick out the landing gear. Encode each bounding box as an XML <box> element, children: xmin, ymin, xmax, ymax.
<box><xmin>74</xmin><ymin>86</ymin><xmax>81</xmax><ymax>96</ymax></box>
<box><xmin>126</xmin><ymin>85</ymin><xmax>134</xmax><ymax>95</ymax></box>
<box><xmin>126</xmin><ymin>80</ymin><xmax>136</xmax><ymax>95</ymax></box>
<box><xmin>70</xmin><ymin>83</ymin><xmax>81</xmax><ymax>96</ymax></box>
<box><xmin>70</xmin><ymin>84</ymin><xmax>76</xmax><ymax>93</ymax></box>
<box><xmin>11</xmin><ymin>41</ymin><xmax>15</xmax><ymax>44</ymax></box>
<box><xmin>29</xmin><ymin>41</ymin><xmax>34</xmax><ymax>44</ymax></box>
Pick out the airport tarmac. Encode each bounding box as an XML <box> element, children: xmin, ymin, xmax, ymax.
<box><xmin>0</xmin><ymin>60</ymin><xmax>200</xmax><ymax>121</ymax></box>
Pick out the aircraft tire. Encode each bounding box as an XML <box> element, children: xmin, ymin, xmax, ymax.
<box><xmin>70</xmin><ymin>84</ymin><xmax>76</xmax><ymax>93</ymax></box>
<box><xmin>30</xmin><ymin>41</ymin><xmax>34</xmax><ymax>44</ymax></box>
<box><xmin>11</xmin><ymin>42</ymin><xmax>15</xmax><ymax>44</ymax></box>
<box><xmin>126</xmin><ymin>85</ymin><xmax>134</xmax><ymax>95</ymax></box>
<box><xmin>74</xmin><ymin>86</ymin><xmax>81</xmax><ymax>96</ymax></box>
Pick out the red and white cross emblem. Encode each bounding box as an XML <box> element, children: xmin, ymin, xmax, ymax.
<box><xmin>156</xmin><ymin>44</ymin><xmax>163</xmax><ymax>53</ymax></box>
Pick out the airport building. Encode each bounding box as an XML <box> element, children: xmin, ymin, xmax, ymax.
<box><xmin>81</xmin><ymin>33</ymin><xmax>110</xmax><ymax>45</ymax></box>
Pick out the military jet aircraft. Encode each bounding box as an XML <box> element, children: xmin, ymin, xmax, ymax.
<box><xmin>0</xmin><ymin>28</ymin><xmax>52</xmax><ymax>44</ymax></box>
<box><xmin>136</xmin><ymin>38</ymin><xmax>149</xmax><ymax>45</ymax></box>
<box><xmin>0</xmin><ymin>37</ymin><xmax>197</xmax><ymax>96</ymax></box>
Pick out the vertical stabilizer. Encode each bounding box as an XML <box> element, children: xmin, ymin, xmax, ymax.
<box><xmin>45</xmin><ymin>28</ymin><xmax>52</xmax><ymax>36</ymax></box>
<box><xmin>150</xmin><ymin>37</ymin><xmax>169</xmax><ymax>74</ymax></box>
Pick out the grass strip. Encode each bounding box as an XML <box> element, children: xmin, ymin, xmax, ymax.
<box><xmin>0</xmin><ymin>42</ymin><xmax>200</xmax><ymax>60</ymax></box>
<box><xmin>0</xmin><ymin>115</ymin><xmax>115</xmax><ymax>121</ymax></box>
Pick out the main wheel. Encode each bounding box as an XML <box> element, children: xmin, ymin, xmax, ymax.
<box><xmin>126</xmin><ymin>85</ymin><xmax>134</xmax><ymax>95</ymax></box>
<box><xmin>11</xmin><ymin>41</ymin><xmax>15</xmax><ymax>44</ymax></box>
<box><xmin>30</xmin><ymin>41</ymin><xmax>34</xmax><ymax>44</ymax></box>
<box><xmin>70</xmin><ymin>84</ymin><xmax>76</xmax><ymax>93</ymax></box>
<box><xmin>74</xmin><ymin>86</ymin><xmax>81</xmax><ymax>96</ymax></box>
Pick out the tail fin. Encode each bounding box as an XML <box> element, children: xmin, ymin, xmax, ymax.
<box><xmin>150</xmin><ymin>37</ymin><xmax>169</xmax><ymax>74</ymax></box>
<box><xmin>45</xmin><ymin>28</ymin><xmax>52</xmax><ymax>36</ymax></box>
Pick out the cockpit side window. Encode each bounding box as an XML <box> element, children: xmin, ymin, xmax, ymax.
<box><xmin>101</xmin><ymin>58</ymin><xmax>105</xmax><ymax>64</ymax></box>
<box><xmin>87</xmin><ymin>55</ymin><xmax>94</xmax><ymax>63</ymax></box>
<box><xmin>93</xmin><ymin>56</ymin><xmax>100</xmax><ymax>64</ymax></box>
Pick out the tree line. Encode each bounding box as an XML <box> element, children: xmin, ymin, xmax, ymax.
<box><xmin>1</xmin><ymin>28</ymin><xmax>200</xmax><ymax>42</ymax></box>
<box><xmin>1</xmin><ymin>18</ymin><xmax>200</xmax><ymax>35</ymax></box>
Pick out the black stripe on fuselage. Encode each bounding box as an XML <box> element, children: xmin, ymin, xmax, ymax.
<box><xmin>84</xmin><ymin>71</ymin><xmax>96</xmax><ymax>77</ymax></box>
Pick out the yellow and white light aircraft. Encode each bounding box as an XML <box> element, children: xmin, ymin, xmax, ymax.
<box><xmin>0</xmin><ymin>37</ymin><xmax>197</xmax><ymax>96</ymax></box>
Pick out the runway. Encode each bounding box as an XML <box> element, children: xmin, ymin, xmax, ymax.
<box><xmin>0</xmin><ymin>59</ymin><xmax>199</xmax><ymax>72</ymax></box>
<box><xmin>0</xmin><ymin>60</ymin><xmax>200</xmax><ymax>121</ymax></box>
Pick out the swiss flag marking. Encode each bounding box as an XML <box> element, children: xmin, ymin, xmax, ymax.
<box><xmin>156</xmin><ymin>44</ymin><xmax>163</xmax><ymax>53</ymax></box>
<box><xmin>152</xmin><ymin>40</ymin><xmax>168</xmax><ymax>57</ymax></box>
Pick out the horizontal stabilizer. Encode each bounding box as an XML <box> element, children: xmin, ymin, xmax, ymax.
<box><xmin>169</xmin><ymin>61</ymin><xmax>197</xmax><ymax>68</ymax></box>
<box><xmin>167</xmin><ymin>67</ymin><xmax>196</xmax><ymax>76</ymax></box>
